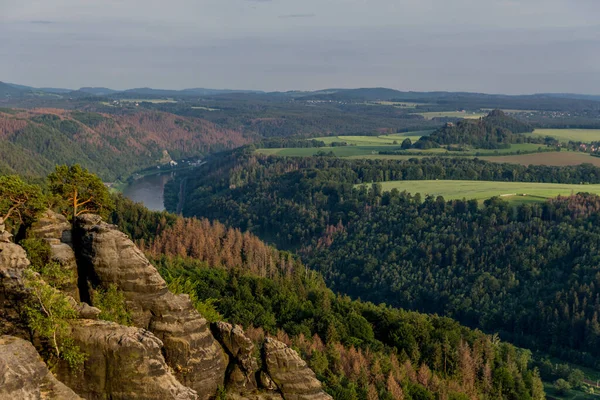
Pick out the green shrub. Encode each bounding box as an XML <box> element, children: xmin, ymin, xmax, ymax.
<box><xmin>23</xmin><ymin>270</ymin><xmax>86</xmax><ymax>371</ymax></box>
<box><xmin>93</xmin><ymin>284</ymin><xmax>132</xmax><ymax>326</ymax></box>
<box><xmin>554</xmin><ymin>378</ymin><xmax>571</xmax><ymax>395</ymax></box>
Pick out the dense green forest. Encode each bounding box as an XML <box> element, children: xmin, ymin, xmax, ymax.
<box><xmin>166</xmin><ymin>150</ymin><xmax>600</xmax><ymax>368</ymax></box>
<box><xmin>107</xmin><ymin>196</ymin><xmax>545</xmax><ymax>400</ymax></box>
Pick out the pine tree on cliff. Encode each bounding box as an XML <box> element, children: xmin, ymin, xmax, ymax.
<box><xmin>48</xmin><ymin>164</ymin><xmax>114</xmax><ymax>221</ymax></box>
<box><xmin>0</xmin><ymin>175</ymin><xmax>45</xmax><ymax>236</ymax></box>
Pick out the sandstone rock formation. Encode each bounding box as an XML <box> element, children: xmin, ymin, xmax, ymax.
<box><xmin>212</xmin><ymin>322</ymin><xmax>259</xmax><ymax>391</ymax></box>
<box><xmin>0</xmin><ymin>217</ymin><xmax>12</xmax><ymax>243</ymax></box>
<box><xmin>263</xmin><ymin>338</ymin><xmax>332</xmax><ymax>400</ymax></box>
<box><xmin>55</xmin><ymin>320</ymin><xmax>198</xmax><ymax>400</ymax></box>
<box><xmin>0</xmin><ymin>213</ymin><xmax>332</xmax><ymax>400</ymax></box>
<box><xmin>75</xmin><ymin>214</ymin><xmax>228</xmax><ymax>399</ymax></box>
<box><xmin>0</xmin><ymin>241</ymin><xmax>31</xmax><ymax>337</ymax></box>
<box><xmin>29</xmin><ymin>209</ymin><xmax>79</xmax><ymax>299</ymax></box>
<box><xmin>29</xmin><ymin>209</ymin><xmax>71</xmax><ymax>243</ymax></box>
<box><xmin>0</xmin><ymin>335</ymin><xmax>82</xmax><ymax>399</ymax></box>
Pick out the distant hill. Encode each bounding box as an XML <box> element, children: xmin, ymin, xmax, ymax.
<box><xmin>0</xmin><ymin>82</ymin><xmax>29</xmax><ymax>98</ymax></box>
<box><xmin>415</xmin><ymin>109</ymin><xmax>534</xmax><ymax>149</ymax></box>
<box><xmin>299</xmin><ymin>87</ymin><xmax>406</xmax><ymax>101</ymax></box>
<box><xmin>79</xmin><ymin>87</ymin><xmax>119</xmax><ymax>95</ymax></box>
<box><xmin>0</xmin><ymin>108</ymin><xmax>251</xmax><ymax>179</ymax></box>
<box><xmin>542</xmin><ymin>93</ymin><xmax>600</xmax><ymax>102</ymax></box>
<box><xmin>121</xmin><ymin>87</ymin><xmax>263</xmax><ymax>98</ymax></box>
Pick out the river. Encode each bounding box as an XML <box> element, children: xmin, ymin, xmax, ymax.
<box><xmin>122</xmin><ymin>172</ymin><xmax>175</xmax><ymax>211</ymax></box>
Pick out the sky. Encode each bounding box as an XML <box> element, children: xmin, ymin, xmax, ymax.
<box><xmin>1</xmin><ymin>0</ymin><xmax>599</xmax><ymax>94</ymax></box>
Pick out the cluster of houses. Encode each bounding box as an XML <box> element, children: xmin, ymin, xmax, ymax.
<box><xmin>579</xmin><ymin>143</ymin><xmax>599</xmax><ymax>153</ymax></box>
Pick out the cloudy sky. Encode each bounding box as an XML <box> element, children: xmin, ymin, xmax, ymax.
<box><xmin>1</xmin><ymin>0</ymin><xmax>599</xmax><ymax>93</ymax></box>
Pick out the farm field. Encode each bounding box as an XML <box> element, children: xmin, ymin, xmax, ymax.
<box><xmin>373</xmin><ymin>180</ymin><xmax>600</xmax><ymax>203</ymax></box>
<box><xmin>314</xmin><ymin>131</ymin><xmax>431</xmax><ymax>146</ymax></box>
<box><xmin>119</xmin><ymin>98</ymin><xmax>177</xmax><ymax>103</ymax></box>
<box><xmin>259</xmin><ymin>142</ymin><xmax>551</xmax><ymax>158</ymax></box>
<box><xmin>371</xmin><ymin>101</ymin><xmax>424</xmax><ymax>108</ymax></box>
<box><xmin>257</xmin><ymin>146</ymin><xmax>401</xmax><ymax>157</ymax></box>
<box><xmin>415</xmin><ymin>111</ymin><xmax>486</xmax><ymax>120</ymax></box>
<box><xmin>481</xmin><ymin>152</ymin><xmax>600</xmax><ymax>167</ymax></box>
<box><xmin>533</xmin><ymin>129</ymin><xmax>600</xmax><ymax>143</ymax></box>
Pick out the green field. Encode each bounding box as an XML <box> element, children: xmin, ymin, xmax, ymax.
<box><xmin>191</xmin><ymin>106</ymin><xmax>219</xmax><ymax>111</ymax></box>
<box><xmin>258</xmin><ymin>142</ymin><xmax>549</xmax><ymax>158</ymax></box>
<box><xmin>257</xmin><ymin>146</ymin><xmax>400</xmax><ymax>157</ymax></box>
<box><xmin>372</xmin><ymin>180</ymin><xmax>600</xmax><ymax>203</ymax></box>
<box><xmin>481</xmin><ymin>151</ymin><xmax>600</xmax><ymax>167</ymax></box>
<box><xmin>415</xmin><ymin>111</ymin><xmax>486</xmax><ymax>120</ymax></box>
<box><xmin>120</xmin><ymin>99</ymin><xmax>177</xmax><ymax>103</ymax></box>
<box><xmin>533</xmin><ymin>129</ymin><xmax>600</xmax><ymax>143</ymax></box>
<box><xmin>371</xmin><ymin>101</ymin><xmax>424</xmax><ymax>108</ymax></box>
<box><xmin>314</xmin><ymin>131</ymin><xmax>431</xmax><ymax>146</ymax></box>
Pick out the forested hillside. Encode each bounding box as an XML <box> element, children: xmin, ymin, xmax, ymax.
<box><xmin>166</xmin><ymin>150</ymin><xmax>600</xmax><ymax>368</ymax></box>
<box><xmin>0</xmin><ymin>108</ymin><xmax>250</xmax><ymax>179</ymax></box>
<box><xmin>109</xmin><ymin>196</ymin><xmax>545</xmax><ymax>400</ymax></box>
<box><xmin>415</xmin><ymin>110</ymin><xmax>535</xmax><ymax>149</ymax></box>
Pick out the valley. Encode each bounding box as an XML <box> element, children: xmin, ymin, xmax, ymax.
<box><xmin>3</xmin><ymin>86</ymin><xmax>600</xmax><ymax>399</ymax></box>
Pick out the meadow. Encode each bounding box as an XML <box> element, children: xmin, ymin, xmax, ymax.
<box><xmin>120</xmin><ymin>99</ymin><xmax>177</xmax><ymax>103</ymax></box>
<box><xmin>481</xmin><ymin>152</ymin><xmax>600</xmax><ymax>167</ymax></box>
<box><xmin>258</xmin><ymin>140</ymin><xmax>549</xmax><ymax>158</ymax></box>
<box><xmin>371</xmin><ymin>101</ymin><xmax>424</xmax><ymax>108</ymax></box>
<box><xmin>415</xmin><ymin>111</ymin><xmax>486</xmax><ymax>120</ymax></box>
<box><xmin>533</xmin><ymin>129</ymin><xmax>600</xmax><ymax>143</ymax></box>
<box><xmin>372</xmin><ymin>180</ymin><xmax>600</xmax><ymax>203</ymax></box>
<box><xmin>257</xmin><ymin>146</ymin><xmax>399</xmax><ymax>157</ymax></box>
<box><xmin>314</xmin><ymin>131</ymin><xmax>430</xmax><ymax>146</ymax></box>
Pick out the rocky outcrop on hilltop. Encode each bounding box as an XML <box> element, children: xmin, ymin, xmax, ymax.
<box><xmin>55</xmin><ymin>320</ymin><xmax>198</xmax><ymax>400</ymax></box>
<box><xmin>29</xmin><ymin>209</ymin><xmax>79</xmax><ymax>298</ymax></box>
<box><xmin>264</xmin><ymin>338</ymin><xmax>332</xmax><ymax>400</ymax></box>
<box><xmin>75</xmin><ymin>214</ymin><xmax>228</xmax><ymax>399</ymax></box>
<box><xmin>0</xmin><ymin>241</ymin><xmax>31</xmax><ymax>337</ymax></box>
<box><xmin>0</xmin><ymin>335</ymin><xmax>82</xmax><ymax>399</ymax></box>
<box><xmin>0</xmin><ymin>211</ymin><xmax>331</xmax><ymax>400</ymax></box>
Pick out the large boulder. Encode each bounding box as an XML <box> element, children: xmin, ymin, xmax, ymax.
<box><xmin>0</xmin><ymin>242</ymin><xmax>31</xmax><ymax>337</ymax></box>
<box><xmin>55</xmin><ymin>320</ymin><xmax>198</xmax><ymax>400</ymax></box>
<box><xmin>0</xmin><ymin>335</ymin><xmax>82</xmax><ymax>399</ymax></box>
<box><xmin>263</xmin><ymin>338</ymin><xmax>332</xmax><ymax>400</ymax></box>
<box><xmin>212</xmin><ymin>322</ymin><xmax>259</xmax><ymax>391</ymax></box>
<box><xmin>75</xmin><ymin>214</ymin><xmax>228</xmax><ymax>399</ymax></box>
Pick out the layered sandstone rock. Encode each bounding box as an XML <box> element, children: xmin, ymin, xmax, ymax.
<box><xmin>0</xmin><ymin>241</ymin><xmax>31</xmax><ymax>337</ymax></box>
<box><xmin>263</xmin><ymin>338</ymin><xmax>332</xmax><ymax>400</ymax></box>
<box><xmin>212</xmin><ymin>322</ymin><xmax>259</xmax><ymax>391</ymax></box>
<box><xmin>29</xmin><ymin>210</ymin><xmax>79</xmax><ymax>299</ymax></box>
<box><xmin>0</xmin><ymin>217</ymin><xmax>12</xmax><ymax>243</ymax></box>
<box><xmin>0</xmin><ymin>335</ymin><xmax>82</xmax><ymax>399</ymax></box>
<box><xmin>29</xmin><ymin>209</ymin><xmax>71</xmax><ymax>243</ymax></box>
<box><xmin>55</xmin><ymin>320</ymin><xmax>198</xmax><ymax>400</ymax></box>
<box><xmin>75</xmin><ymin>214</ymin><xmax>228</xmax><ymax>399</ymax></box>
